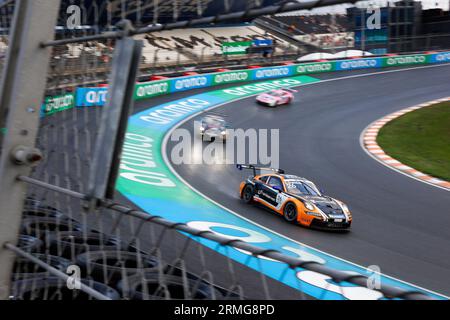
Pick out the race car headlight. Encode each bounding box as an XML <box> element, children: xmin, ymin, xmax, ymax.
<box><xmin>337</xmin><ymin>201</ymin><xmax>352</xmax><ymax>219</ymax></box>
<box><xmin>340</xmin><ymin>202</ymin><xmax>350</xmax><ymax>214</ymax></box>
<box><xmin>304</xmin><ymin>201</ymin><xmax>315</xmax><ymax>211</ymax></box>
<box><xmin>306</xmin><ymin>211</ymin><xmax>323</xmax><ymax>218</ymax></box>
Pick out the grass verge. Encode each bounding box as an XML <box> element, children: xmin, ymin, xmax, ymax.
<box><xmin>377</xmin><ymin>101</ymin><xmax>450</xmax><ymax>181</ymax></box>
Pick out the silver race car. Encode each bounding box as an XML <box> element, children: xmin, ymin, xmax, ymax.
<box><xmin>199</xmin><ymin>114</ymin><xmax>230</xmax><ymax>142</ymax></box>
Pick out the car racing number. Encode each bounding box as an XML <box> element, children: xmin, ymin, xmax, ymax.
<box><xmin>255</xmin><ymin>181</ymin><xmax>287</xmax><ymax>210</ymax></box>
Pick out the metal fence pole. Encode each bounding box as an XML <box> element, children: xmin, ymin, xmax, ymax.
<box><xmin>87</xmin><ymin>22</ymin><xmax>143</xmax><ymax>201</ymax></box>
<box><xmin>0</xmin><ymin>0</ymin><xmax>61</xmax><ymax>300</ymax></box>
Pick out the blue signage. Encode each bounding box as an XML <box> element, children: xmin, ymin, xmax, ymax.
<box><xmin>429</xmin><ymin>51</ymin><xmax>450</xmax><ymax>63</ymax></box>
<box><xmin>170</xmin><ymin>75</ymin><xmax>212</xmax><ymax>92</ymax></box>
<box><xmin>75</xmin><ymin>87</ymin><xmax>108</xmax><ymax>107</ymax></box>
<box><xmin>335</xmin><ymin>58</ymin><xmax>382</xmax><ymax>71</ymax></box>
<box><xmin>253</xmin><ymin>39</ymin><xmax>273</xmax><ymax>47</ymax></box>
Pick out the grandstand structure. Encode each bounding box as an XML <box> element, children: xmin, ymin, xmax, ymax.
<box><xmin>44</xmin><ymin>24</ymin><xmax>302</xmax><ymax>91</ymax></box>
<box><xmin>255</xmin><ymin>14</ymin><xmax>354</xmax><ymax>51</ymax></box>
<box><xmin>136</xmin><ymin>25</ymin><xmax>297</xmax><ymax>65</ymax></box>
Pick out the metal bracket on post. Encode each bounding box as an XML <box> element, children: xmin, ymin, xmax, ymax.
<box><xmin>87</xmin><ymin>20</ymin><xmax>143</xmax><ymax>206</ymax></box>
<box><xmin>0</xmin><ymin>0</ymin><xmax>61</xmax><ymax>300</ymax></box>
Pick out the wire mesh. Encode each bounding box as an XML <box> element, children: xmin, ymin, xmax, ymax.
<box><xmin>1</xmin><ymin>0</ymin><xmax>446</xmax><ymax>300</ymax></box>
<box><xmin>3</xmin><ymin>1</ymin><xmax>446</xmax><ymax>82</ymax></box>
<box><xmin>0</xmin><ymin>0</ymin><xmax>14</xmax><ymax>75</ymax></box>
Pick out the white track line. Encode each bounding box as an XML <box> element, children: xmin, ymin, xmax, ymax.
<box><xmin>160</xmin><ymin>64</ymin><xmax>450</xmax><ymax>298</ymax></box>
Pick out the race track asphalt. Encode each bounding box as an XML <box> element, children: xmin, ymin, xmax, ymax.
<box><xmin>164</xmin><ymin>64</ymin><xmax>450</xmax><ymax>296</ymax></box>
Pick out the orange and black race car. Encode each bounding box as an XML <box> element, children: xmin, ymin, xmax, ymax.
<box><xmin>237</xmin><ymin>165</ymin><xmax>352</xmax><ymax>230</ymax></box>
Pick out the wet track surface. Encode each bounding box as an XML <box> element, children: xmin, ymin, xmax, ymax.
<box><xmin>164</xmin><ymin>65</ymin><xmax>450</xmax><ymax>296</ymax></box>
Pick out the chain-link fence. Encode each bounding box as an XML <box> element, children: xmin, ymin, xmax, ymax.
<box><xmin>0</xmin><ymin>0</ymin><xmax>444</xmax><ymax>301</ymax></box>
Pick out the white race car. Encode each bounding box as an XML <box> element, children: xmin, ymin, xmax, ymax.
<box><xmin>199</xmin><ymin>115</ymin><xmax>229</xmax><ymax>142</ymax></box>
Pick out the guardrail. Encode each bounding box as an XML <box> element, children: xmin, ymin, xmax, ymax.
<box><xmin>41</xmin><ymin>51</ymin><xmax>450</xmax><ymax>117</ymax></box>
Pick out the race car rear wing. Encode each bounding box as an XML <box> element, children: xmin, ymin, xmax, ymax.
<box><xmin>202</xmin><ymin>111</ymin><xmax>228</xmax><ymax>118</ymax></box>
<box><xmin>236</xmin><ymin>164</ymin><xmax>285</xmax><ymax>176</ymax></box>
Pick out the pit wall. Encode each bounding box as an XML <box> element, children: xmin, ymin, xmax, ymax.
<box><xmin>41</xmin><ymin>51</ymin><xmax>450</xmax><ymax>116</ymax></box>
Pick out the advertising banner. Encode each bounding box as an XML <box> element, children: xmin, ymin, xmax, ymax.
<box><xmin>251</xmin><ymin>65</ymin><xmax>294</xmax><ymax>80</ymax></box>
<box><xmin>41</xmin><ymin>93</ymin><xmax>75</xmax><ymax>117</ymax></box>
<box><xmin>221</xmin><ymin>41</ymin><xmax>252</xmax><ymax>55</ymax></box>
<box><xmin>429</xmin><ymin>51</ymin><xmax>450</xmax><ymax>63</ymax></box>
<box><xmin>170</xmin><ymin>74</ymin><xmax>212</xmax><ymax>92</ymax></box>
<box><xmin>382</xmin><ymin>54</ymin><xmax>428</xmax><ymax>67</ymax></box>
<box><xmin>40</xmin><ymin>51</ymin><xmax>450</xmax><ymax>117</ymax></box>
<box><xmin>212</xmin><ymin>70</ymin><xmax>251</xmax><ymax>85</ymax></box>
<box><xmin>335</xmin><ymin>57</ymin><xmax>382</xmax><ymax>71</ymax></box>
<box><xmin>134</xmin><ymin>80</ymin><xmax>171</xmax><ymax>100</ymax></box>
<box><xmin>294</xmin><ymin>61</ymin><xmax>336</xmax><ymax>75</ymax></box>
<box><xmin>75</xmin><ymin>87</ymin><xmax>108</xmax><ymax>107</ymax></box>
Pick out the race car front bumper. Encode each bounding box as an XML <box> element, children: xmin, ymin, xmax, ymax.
<box><xmin>202</xmin><ymin>132</ymin><xmax>227</xmax><ymax>141</ymax></box>
<box><xmin>310</xmin><ymin>218</ymin><xmax>352</xmax><ymax>230</ymax></box>
<box><xmin>256</xmin><ymin>99</ymin><xmax>276</xmax><ymax>107</ymax></box>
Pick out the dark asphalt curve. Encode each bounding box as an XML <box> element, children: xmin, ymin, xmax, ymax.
<box><xmin>165</xmin><ymin>64</ymin><xmax>450</xmax><ymax>296</ymax></box>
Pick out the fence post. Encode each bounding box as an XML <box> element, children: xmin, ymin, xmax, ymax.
<box><xmin>0</xmin><ymin>0</ymin><xmax>61</xmax><ymax>299</ymax></box>
<box><xmin>87</xmin><ymin>21</ymin><xmax>143</xmax><ymax>202</ymax></box>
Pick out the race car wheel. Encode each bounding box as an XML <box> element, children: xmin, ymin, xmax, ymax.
<box><xmin>283</xmin><ymin>202</ymin><xmax>298</xmax><ymax>223</ymax></box>
<box><xmin>242</xmin><ymin>185</ymin><xmax>254</xmax><ymax>204</ymax></box>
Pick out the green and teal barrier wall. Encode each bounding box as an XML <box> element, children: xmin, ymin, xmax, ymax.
<box><xmin>40</xmin><ymin>51</ymin><xmax>450</xmax><ymax>117</ymax></box>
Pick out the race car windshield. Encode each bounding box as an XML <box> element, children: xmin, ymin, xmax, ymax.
<box><xmin>268</xmin><ymin>90</ymin><xmax>283</xmax><ymax>97</ymax></box>
<box><xmin>285</xmin><ymin>180</ymin><xmax>321</xmax><ymax>196</ymax></box>
<box><xmin>202</xmin><ymin>117</ymin><xmax>225</xmax><ymax>129</ymax></box>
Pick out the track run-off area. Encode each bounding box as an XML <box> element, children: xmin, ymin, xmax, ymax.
<box><xmin>116</xmin><ymin>64</ymin><xmax>450</xmax><ymax>299</ymax></box>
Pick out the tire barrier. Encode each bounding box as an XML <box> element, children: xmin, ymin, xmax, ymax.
<box><xmin>24</xmin><ymin>197</ymin><xmax>42</xmax><ymax>208</ymax></box>
<box><xmin>10</xmin><ymin>277</ymin><xmax>120</xmax><ymax>300</ymax></box>
<box><xmin>22</xmin><ymin>203</ymin><xmax>67</xmax><ymax>220</ymax></box>
<box><xmin>164</xmin><ymin>264</ymin><xmax>203</xmax><ymax>281</ymax></box>
<box><xmin>76</xmin><ymin>251</ymin><xmax>163</xmax><ymax>287</ymax></box>
<box><xmin>13</xmin><ymin>254</ymin><xmax>71</xmax><ymax>280</ymax></box>
<box><xmin>46</xmin><ymin>231</ymin><xmax>126</xmax><ymax>260</ymax></box>
<box><xmin>17</xmin><ymin>235</ymin><xmax>43</xmax><ymax>253</ymax></box>
<box><xmin>117</xmin><ymin>272</ymin><xmax>223</xmax><ymax>300</ymax></box>
<box><xmin>20</xmin><ymin>217</ymin><xmax>84</xmax><ymax>240</ymax></box>
<box><xmin>164</xmin><ymin>265</ymin><xmax>242</xmax><ymax>300</ymax></box>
